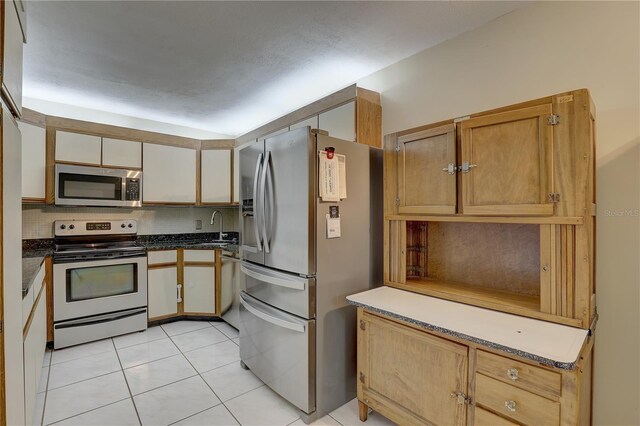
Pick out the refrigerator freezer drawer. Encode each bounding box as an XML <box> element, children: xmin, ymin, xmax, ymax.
<box><xmin>241</xmin><ymin>261</ymin><xmax>315</xmax><ymax>319</ymax></box>
<box><xmin>239</xmin><ymin>292</ymin><xmax>315</xmax><ymax>414</ymax></box>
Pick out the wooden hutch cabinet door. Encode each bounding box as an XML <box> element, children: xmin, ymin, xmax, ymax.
<box><xmin>358</xmin><ymin>311</ymin><xmax>468</xmax><ymax>425</ymax></box>
<box><xmin>397</xmin><ymin>124</ymin><xmax>456</xmax><ymax>214</ymax></box>
<box><xmin>460</xmin><ymin>105</ymin><xmax>554</xmax><ymax>216</ymax></box>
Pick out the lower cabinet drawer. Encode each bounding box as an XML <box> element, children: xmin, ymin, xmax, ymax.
<box><xmin>475</xmin><ymin>374</ymin><xmax>560</xmax><ymax>425</ymax></box>
<box><xmin>476</xmin><ymin>350</ymin><xmax>561</xmax><ymax>400</ymax></box>
<box><xmin>474</xmin><ymin>407</ymin><xmax>518</xmax><ymax>426</ymax></box>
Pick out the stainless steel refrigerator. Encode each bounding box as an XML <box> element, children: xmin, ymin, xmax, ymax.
<box><xmin>238</xmin><ymin>127</ymin><xmax>382</xmax><ymax>423</ymax></box>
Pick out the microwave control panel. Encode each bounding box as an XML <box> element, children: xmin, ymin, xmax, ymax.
<box><xmin>125</xmin><ymin>178</ymin><xmax>141</xmax><ymax>201</ymax></box>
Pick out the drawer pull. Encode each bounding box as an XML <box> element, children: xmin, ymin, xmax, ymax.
<box><xmin>505</xmin><ymin>400</ymin><xmax>517</xmax><ymax>412</ymax></box>
<box><xmin>507</xmin><ymin>367</ymin><xmax>519</xmax><ymax>380</ymax></box>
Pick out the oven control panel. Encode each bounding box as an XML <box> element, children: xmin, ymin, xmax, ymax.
<box><xmin>54</xmin><ymin>220</ymin><xmax>138</xmax><ymax>236</ymax></box>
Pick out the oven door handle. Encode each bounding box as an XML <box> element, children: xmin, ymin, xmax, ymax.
<box><xmin>54</xmin><ymin>307</ymin><xmax>147</xmax><ymax>329</ymax></box>
<box><xmin>54</xmin><ymin>251</ymin><xmax>148</xmax><ymax>263</ymax></box>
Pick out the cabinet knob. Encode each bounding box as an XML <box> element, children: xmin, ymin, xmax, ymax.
<box><xmin>507</xmin><ymin>367</ymin><xmax>519</xmax><ymax>380</ymax></box>
<box><xmin>505</xmin><ymin>400</ymin><xmax>517</xmax><ymax>412</ymax></box>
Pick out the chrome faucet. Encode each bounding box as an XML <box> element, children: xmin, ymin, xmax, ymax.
<box><xmin>210</xmin><ymin>210</ymin><xmax>227</xmax><ymax>242</ymax></box>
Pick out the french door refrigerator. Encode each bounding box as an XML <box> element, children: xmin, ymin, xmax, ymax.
<box><xmin>238</xmin><ymin>127</ymin><xmax>382</xmax><ymax>423</ymax></box>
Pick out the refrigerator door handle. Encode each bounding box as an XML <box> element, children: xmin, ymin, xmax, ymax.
<box><xmin>265</xmin><ymin>153</ymin><xmax>276</xmax><ymax>250</ymax></box>
<box><xmin>240</xmin><ymin>292</ymin><xmax>305</xmax><ymax>333</ymax></box>
<box><xmin>252</xmin><ymin>153</ymin><xmax>264</xmax><ymax>252</ymax></box>
<box><xmin>241</xmin><ymin>264</ymin><xmax>306</xmax><ymax>291</ymax></box>
<box><xmin>260</xmin><ymin>150</ymin><xmax>271</xmax><ymax>253</ymax></box>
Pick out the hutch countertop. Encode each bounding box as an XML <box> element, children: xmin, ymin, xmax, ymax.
<box><xmin>347</xmin><ymin>286</ymin><xmax>589</xmax><ymax>369</ymax></box>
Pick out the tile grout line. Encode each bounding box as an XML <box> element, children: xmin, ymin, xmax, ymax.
<box><xmin>111</xmin><ymin>338</ymin><xmax>143</xmax><ymax>426</ymax></box>
<box><xmin>39</xmin><ymin>352</ymin><xmax>52</xmax><ymax>426</ymax></box>
<box><xmin>45</xmin><ymin>397</ymin><xmax>132</xmax><ymax>426</ymax></box>
<box><xmin>169</xmin><ymin>326</ymin><xmax>246</xmax><ymax>426</ymax></box>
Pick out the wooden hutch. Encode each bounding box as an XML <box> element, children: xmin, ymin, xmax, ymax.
<box><xmin>350</xmin><ymin>89</ymin><xmax>597</xmax><ymax>425</ymax></box>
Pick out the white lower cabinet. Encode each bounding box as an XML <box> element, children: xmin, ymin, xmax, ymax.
<box><xmin>148</xmin><ymin>267</ymin><xmax>179</xmax><ymax>319</ymax></box>
<box><xmin>183</xmin><ymin>266</ymin><xmax>216</xmax><ymax>314</ymax></box>
<box><xmin>23</xmin><ymin>284</ymin><xmax>47</xmax><ymax>426</ymax></box>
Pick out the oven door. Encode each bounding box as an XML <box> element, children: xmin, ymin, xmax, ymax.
<box><xmin>53</xmin><ymin>255</ymin><xmax>148</xmax><ymax>321</ymax></box>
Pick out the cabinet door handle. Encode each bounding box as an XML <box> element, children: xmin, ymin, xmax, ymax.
<box><xmin>505</xmin><ymin>400</ymin><xmax>517</xmax><ymax>412</ymax></box>
<box><xmin>441</xmin><ymin>163</ymin><xmax>457</xmax><ymax>175</ymax></box>
<box><xmin>460</xmin><ymin>161</ymin><xmax>477</xmax><ymax>173</ymax></box>
<box><xmin>507</xmin><ymin>368</ymin><xmax>519</xmax><ymax>380</ymax></box>
<box><xmin>177</xmin><ymin>284</ymin><xmax>182</xmax><ymax>303</ymax></box>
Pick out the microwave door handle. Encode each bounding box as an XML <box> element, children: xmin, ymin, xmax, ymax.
<box><xmin>252</xmin><ymin>153</ymin><xmax>263</xmax><ymax>252</ymax></box>
<box><xmin>260</xmin><ymin>151</ymin><xmax>271</xmax><ymax>253</ymax></box>
<box><xmin>240</xmin><ymin>293</ymin><xmax>305</xmax><ymax>333</ymax></box>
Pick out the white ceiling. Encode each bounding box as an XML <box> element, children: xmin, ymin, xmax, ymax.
<box><xmin>24</xmin><ymin>1</ymin><xmax>527</xmax><ymax>137</ymax></box>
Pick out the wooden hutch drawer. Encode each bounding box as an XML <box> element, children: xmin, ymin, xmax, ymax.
<box><xmin>475</xmin><ymin>374</ymin><xmax>560</xmax><ymax>426</ymax></box>
<box><xmin>474</xmin><ymin>407</ymin><xmax>518</xmax><ymax>426</ymax></box>
<box><xmin>476</xmin><ymin>350</ymin><xmax>561</xmax><ymax>400</ymax></box>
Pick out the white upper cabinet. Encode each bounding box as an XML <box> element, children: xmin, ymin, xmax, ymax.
<box><xmin>2</xmin><ymin>0</ymin><xmax>25</xmax><ymax>116</ymax></box>
<box><xmin>201</xmin><ymin>149</ymin><xmax>232</xmax><ymax>204</ymax></box>
<box><xmin>55</xmin><ymin>131</ymin><xmax>102</xmax><ymax>165</ymax></box>
<box><xmin>143</xmin><ymin>143</ymin><xmax>196</xmax><ymax>203</ymax></box>
<box><xmin>19</xmin><ymin>122</ymin><xmax>46</xmax><ymax>200</ymax></box>
<box><xmin>102</xmin><ymin>138</ymin><xmax>142</xmax><ymax>169</ymax></box>
<box><xmin>233</xmin><ymin>146</ymin><xmax>240</xmax><ymax>203</ymax></box>
<box><xmin>318</xmin><ymin>101</ymin><xmax>356</xmax><ymax>142</ymax></box>
<box><xmin>290</xmin><ymin>115</ymin><xmax>318</xmax><ymax>131</ymax></box>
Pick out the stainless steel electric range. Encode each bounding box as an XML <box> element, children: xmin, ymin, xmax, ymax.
<box><xmin>52</xmin><ymin>220</ymin><xmax>148</xmax><ymax>349</ymax></box>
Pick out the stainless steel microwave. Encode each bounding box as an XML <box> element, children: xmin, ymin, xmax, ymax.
<box><xmin>55</xmin><ymin>164</ymin><xmax>142</xmax><ymax>207</ymax></box>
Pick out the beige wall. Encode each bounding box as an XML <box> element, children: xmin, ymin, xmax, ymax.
<box><xmin>358</xmin><ymin>2</ymin><xmax>640</xmax><ymax>425</ymax></box>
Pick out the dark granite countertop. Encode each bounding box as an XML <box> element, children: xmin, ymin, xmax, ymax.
<box><xmin>20</xmin><ymin>233</ymin><xmax>240</xmax><ymax>298</ymax></box>
<box><xmin>138</xmin><ymin>232</ymin><xmax>239</xmax><ymax>253</ymax></box>
<box><xmin>23</xmin><ymin>239</ymin><xmax>54</xmax><ymax>298</ymax></box>
<box><xmin>22</xmin><ymin>256</ymin><xmax>47</xmax><ymax>299</ymax></box>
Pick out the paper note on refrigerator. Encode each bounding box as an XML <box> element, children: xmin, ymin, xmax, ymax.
<box><xmin>319</xmin><ymin>151</ymin><xmax>347</xmax><ymax>202</ymax></box>
<box><xmin>337</xmin><ymin>154</ymin><xmax>347</xmax><ymax>199</ymax></box>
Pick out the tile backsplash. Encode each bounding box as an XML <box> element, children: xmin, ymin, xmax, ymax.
<box><xmin>22</xmin><ymin>205</ymin><xmax>239</xmax><ymax>239</ymax></box>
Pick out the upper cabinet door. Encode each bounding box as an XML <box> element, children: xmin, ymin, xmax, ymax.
<box><xmin>460</xmin><ymin>105</ymin><xmax>554</xmax><ymax>216</ymax></box>
<box><xmin>398</xmin><ymin>124</ymin><xmax>456</xmax><ymax>214</ymax></box>
<box><xmin>201</xmin><ymin>149</ymin><xmax>232</xmax><ymax>204</ymax></box>
<box><xmin>2</xmin><ymin>0</ymin><xmax>25</xmax><ymax>116</ymax></box>
<box><xmin>319</xmin><ymin>101</ymin><xmax>355</xmax><ymax>142</ymax></box>
<box><xmin>233</xmin><ymin>146</ymin><xmax>240</xmax><ymax>203</ymax></box>
<box><xmin>19</xmin><ymin>122</ymin><xmax>46</xmax><ymax>200</ymax></box>
<box><xmin>102</xmin><ymin>138</ymin><xmax>142</xmax><ymax>169</ymax></box>
<box><xmin>143</xmin><ymin>143</ymin><xmax>196</xmax><ymax>204</ymax></box>
<box><xmin>55</xmin><ymin>131</ymin><xmax>102</xmax><ymax>165</ymax></box>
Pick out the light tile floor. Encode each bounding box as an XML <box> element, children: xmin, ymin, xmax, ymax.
<box><xmin>35</xmin><ymin>320</ymin><xmax>396</xmax><ymax>426</ymax></box>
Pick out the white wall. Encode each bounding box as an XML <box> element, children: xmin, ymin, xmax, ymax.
<box><xmin>23</xmin><ymin>97</ymin><xmax>233</xmax><ymax>140</ymax></box>
<box><xmin>358</xmin><ymin>2</ymin><xmax>640</xmax><ymax>425</ymax></box>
